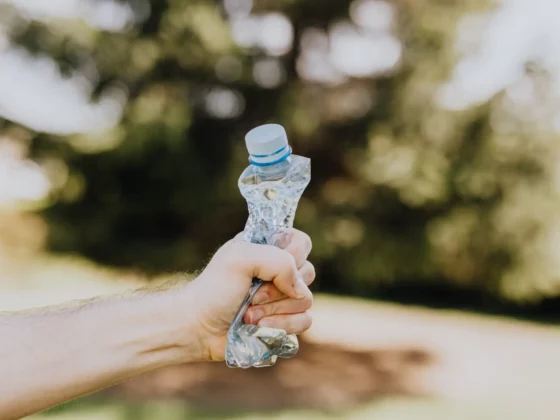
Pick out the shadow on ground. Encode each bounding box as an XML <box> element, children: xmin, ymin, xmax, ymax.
<box><xmin>104</xmin><ymin>337</ymin><xmax>437</xmax><ymax>411</ymax></box>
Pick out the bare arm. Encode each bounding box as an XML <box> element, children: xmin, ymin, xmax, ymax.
<box><xmin>0</xmin><ymin>229</ymin><xmax>315</xmax><ymax>420</ymax></box>
<box><xmin>0</xmin><ymin>287</ymin><xmax>202</xmax><ymax>419</ymax></box>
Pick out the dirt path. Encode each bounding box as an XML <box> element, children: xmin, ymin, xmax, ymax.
<box><xmin>102</xmin><ymin>296</ymin><xmax>560</xmax><ymax>413</ymax></box>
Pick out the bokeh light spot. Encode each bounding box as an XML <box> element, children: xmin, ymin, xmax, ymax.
<box><xmin>204</xmin><ymin>87</ymin><xmax>245</xmax><ymax>119</ymax></box>
<box><xmin>253</xmin><ymin>58</ymin><xmax>286</xmax><ymax>89</ymax></box>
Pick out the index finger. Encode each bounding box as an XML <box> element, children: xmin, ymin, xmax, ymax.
<box><xmin>283</xmin><ymin>229</ymin><xmax>312</xmax><ymax>269</ymax></box>
<box><xmin>227</xmin><ymin>241</ymin><xmax>311</xmax><ymax>300</ymax></box>
<box><xmin>232</xmin><ymin>229</ymin><xmax>312</xmax><ymax>270</ymax></box>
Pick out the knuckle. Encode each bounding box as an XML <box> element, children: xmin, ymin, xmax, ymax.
<box><xmin>281</xmin><ymin>249</ymin><xmax>297</xmax><ymax>268</ymax></box>
<box><xmin>302</xmin><ymin>311</ymin><xmax>313</xmax><ymax>329</ymax></box>
<box><xmin>300</xmin><ymin>262</ymin><xmax>316</xmax><ymax>285</ymax></box>
<box><xmin>288</xmin><ymin>228</ymin><xmax>300</xmax><ymax>241</ymax></box>
<box><xmin>301</xmin><ymin>293</ymin><xmax>314</xmax><ymax>309</ymax></box>
<box><xmin>303</xmin><ymin>232</ymin><xmax>312</xmax><ymax>253</ymax></box>
<box><xmin>262</xmin><ymin>302</ymin><xmax>281</xmax><ymax>319</ymax></box>
<box><xmin>306</xmin><ymin>261</ymin><xmax>316</xmax><ymax>281</ymax></box>
<box><xmin>292</xmin><ymin>312</ymin><xmax>313</xmax><ymax>334</ymax></box>
<box><xmin>292</xmin><ymin>230</ymin><xmax>312</xmax><ymax>254</ymax></box>
<box><xmin>269</xmin><ymin>301</ymin><xmax>281</xmax><ymax>316</ymax></box>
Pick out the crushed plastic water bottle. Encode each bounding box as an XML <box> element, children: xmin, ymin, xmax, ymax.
<box><xmin>226</xmin><ymin>124</ymin><xmax>311</xmax><ymax>368</ymax></box>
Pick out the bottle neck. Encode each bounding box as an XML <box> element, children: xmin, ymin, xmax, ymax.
<box><xmin>253</xmin><ymin>156</ymin><xmax>292</xmax><ymax>179</ymax></box>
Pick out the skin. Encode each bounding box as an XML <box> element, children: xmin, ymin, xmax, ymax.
<box><xmin>0</xmin><ymin>229</ymin><xmax>315</xmax><ymax>420</ymax></box>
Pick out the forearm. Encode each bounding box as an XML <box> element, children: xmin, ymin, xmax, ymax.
<box><xmin>0</xmin><ymin>285</ymin><xmax>201</xmax><ymax>419</ymax></box>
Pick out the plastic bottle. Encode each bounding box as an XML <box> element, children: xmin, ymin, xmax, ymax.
<box><xmin>226</xmin><ymin>124</ymin><xmax>311</xmax><ymax>368</ymax></box>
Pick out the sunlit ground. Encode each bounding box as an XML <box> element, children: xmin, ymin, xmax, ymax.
<box><xmin>1</xmin><ymin>247</ymin><xmax>559</xmax><ymax>420</ymax></box>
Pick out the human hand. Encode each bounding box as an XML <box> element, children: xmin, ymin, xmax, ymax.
<box><xmin>184</xmin><ymin>229</ymin><xmax>315</xmax><ymax>362</ymax></box>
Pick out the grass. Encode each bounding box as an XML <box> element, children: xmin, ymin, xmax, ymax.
<box><xmin>31</xmin><ymin>397</ymin><xmax>548</xmax><ymax>420</ymax></box>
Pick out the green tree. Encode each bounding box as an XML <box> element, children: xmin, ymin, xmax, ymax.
<box><xmin>3</xmin><ymin>0</ymin><xmax>560</xmax><ymax>306</ymax></box>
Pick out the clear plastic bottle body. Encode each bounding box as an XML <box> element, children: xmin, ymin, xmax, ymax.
<box><xmin>225</xmin><ymin>154</ymin><xmax>311</xmax><ymax>368</ymax></box>
<box><xmin>239</xmin><ymin>155</ymin><xmax>310</xmax><ymax>246</ymax></box>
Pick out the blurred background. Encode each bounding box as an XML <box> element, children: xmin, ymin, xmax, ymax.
<box><xmin>1</xmin><ymin>0</ymin><xmax>560</xmax><ymax>418</ymax></box>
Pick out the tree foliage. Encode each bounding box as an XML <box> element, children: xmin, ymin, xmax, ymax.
<box><xmin>4</xmin><ymin>0</ymin><xmax>560</xmax><ymax>304</ymax></box>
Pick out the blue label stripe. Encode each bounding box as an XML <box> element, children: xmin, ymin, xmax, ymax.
<box><xmin>249</xmin><ymin>147</ymin><xmax>292</xmax><ymax>166</ymax></box>
<box><xmin>250</xmin><ymin>145</ymin><xmax>289</xmax><ymax>158</ymax></box>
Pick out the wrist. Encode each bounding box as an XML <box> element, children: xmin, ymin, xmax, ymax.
<box><xmin>152</xmin><ymin>285</ymin><xmax>206</xmax><ymax>364</ymax></box>
<box><xmin>119</xmin><ymin>284</ymin><xmax>207</xmax><ymax>368</ymax></box>
<box><xmin>172</xmin><ymin>274</ymin><xmax>228</xmax><ymax>363</ymax></box>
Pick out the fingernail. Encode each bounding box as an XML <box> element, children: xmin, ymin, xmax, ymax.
<box><xmin>252</xmin><ymin>293</ymin><xmax>267</xmax><ymax>305</ymax></box>
<box><xmin>294</xmin><ymin>275</ymin><xmax>309</xmax><ymax>299</ymax></box>
<box><xmin>249</xmin><ymin>308</ymin><xmax>264</xmax><ymax>324</ymax></box>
